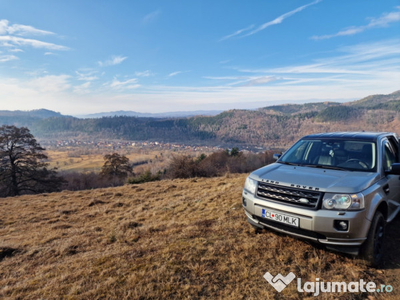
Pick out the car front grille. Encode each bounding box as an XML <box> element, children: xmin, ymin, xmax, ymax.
<box><xmin>256</xmin><ymin>182</ymin><xmax>322</xmax><ymax>209</ymax></box>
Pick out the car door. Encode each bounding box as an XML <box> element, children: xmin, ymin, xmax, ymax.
<box><xmin>382</xmin><ymin>137</ymin><xmax>400</xmax><ymax>221</ymax></box>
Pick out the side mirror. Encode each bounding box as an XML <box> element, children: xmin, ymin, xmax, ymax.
<box><xmin>388</xmin><ymin>163</ymin><xmax>400</xmax><ymax>175</ymax></box>
<box><xmin>273</xmin><ymin>153</ymin><xmax>281</xmax><ymax>161</ymax></box>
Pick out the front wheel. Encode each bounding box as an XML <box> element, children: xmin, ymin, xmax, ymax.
<box><xmin>360</xmin><ymin>211</ymin><xmax>385</xmax><ymax>267</ymax></box>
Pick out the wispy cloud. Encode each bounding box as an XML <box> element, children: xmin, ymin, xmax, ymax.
<box><xmin>135</xmin><ymin>70</ymin><xmax>153</xmax><ymax>77</ymax></box>
<box><xmin>219</xmin><ymin>25</ymin><xmax>254</xmax><ymax>41</ymax></box>
<box><xmin>0</xmin><ymin>35</ymin><xmax>69</xmax><ymax>50</ymax></box>
<box><xmin>311</xmin><ymin>6</ymin><xmax>400</xmax><ymax>40</ymax></box>
<box><xmin>0</xmin><ymin>19</ymin><xmax>68</xmax><ymax>55</ymax></box>
<box><xmin>168</xmin><ymin>70</ymin><xmax>191</xmax><ymax>78</ymax></box>
<box><xmin>98</xmin><ymin>55</ymin><xmax>127</xmax><ymax>67</ymax></box>
<box><xmin>0</xmin><ymin>19</ymin><xmax>54</xmax><ymax>36</ymax></box>
<box><xmin>0</xmin><ymin>54</ymin><xmax>18</xmax><ymax>62</ymax></box>
<box><xmin>168</xmin><ymin>71</ymin><xmax>191</xmax><ymax>77</ymax></box>
<box><xmin>221</xmin><ymin>0</ymin><xmax>321</xmax><ymax>40</ymax></box>
<box><xmin>143</xmin><ymin>10</ymin><xmax>161</xmax><ymax>24</ymax></box>
<box><xmin>76</xmin><ymin>70</ymin><xmax>99</xmax><ymax>81</ymax></box>
<box><xmin>168</xmin><ymin>71</ymin><xmax>182</xmax><ymax>77</ymax></box>
<box><xmin>8</xmin><ymin>48</ymin><xmax>23</xmax><ymax>53</ymax></box>
<box><xmin>107</xmin><ymin>77</ymin><xmax>140</xmax><ymax>90</ymax></box>
<box><xmin>242</xmin><ymin>76</ymin><xmax>279</xmax><ymax>86</ymax></box>
<box><xmin>234</xmin><ymin>39</ymin><xmax>400</xmax><ymax>91</ymax></box>
<box><xmin>205</xmin><ymin>75</ymin><xmax>279</xmax><ymax>86</ymax></box>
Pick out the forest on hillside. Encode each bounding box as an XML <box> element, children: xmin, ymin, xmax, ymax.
<box><xmin>0</xmin><ymin>91</ymin><xmax>399</xmax><ymax>148</ymax></box>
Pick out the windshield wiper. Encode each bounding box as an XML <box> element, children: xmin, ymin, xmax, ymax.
<box><xmin>278</xmin><ymin>161</ymin><xmax>301</xmax><ymax>166</ymax></box>
<box><xmin>302</xmin><ymin>164</ymin><xmax>347</xmax><ymax>171</ymax></box>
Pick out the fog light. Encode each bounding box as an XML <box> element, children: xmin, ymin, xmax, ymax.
<box><xmin>242</xmin><ymin>197</ymin><xmax>247</xmax><ymax>207</ymax></box>
<box><xmin>334</xmin><ymin>220</ymin><xmax>349</xmax><ymax>231</ymax></box>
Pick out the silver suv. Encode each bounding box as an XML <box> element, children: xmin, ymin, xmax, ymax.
<box><xmin>242</xmin><ymin>132</ymin><xmax>400</xmax><ymax>266</ymax></box>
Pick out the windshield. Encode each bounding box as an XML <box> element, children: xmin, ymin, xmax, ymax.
<box><xmin>279</xmin><ymin>138</ymin><xmax>377</xmax><ymax>172</ymax></box>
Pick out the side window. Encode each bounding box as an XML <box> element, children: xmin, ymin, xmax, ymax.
<box><xmin>286</xmin><ymin>141</ymin><xmax>307</xmax><ymax>162</ymax></box>
<box><xmin>388</xmin><ymin>137</ymin><xmax>399</xmax><ymax>161</ymax></box>
<box><xmin>383</xmin><ymin>141</ymin><xmax>396</xmax><ymax>171</ymax></box>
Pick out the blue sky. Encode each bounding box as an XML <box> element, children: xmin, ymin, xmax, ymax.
<box><xmin>0</xmin><ymin>0</ymin><xmax>399</xmax><ymax>115</ymax></box>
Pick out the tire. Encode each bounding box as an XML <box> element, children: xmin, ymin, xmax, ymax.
<box><xmin>360</xmin><ymin>211</ymin><xmax>385</xmax><ymax>267</ymax></box>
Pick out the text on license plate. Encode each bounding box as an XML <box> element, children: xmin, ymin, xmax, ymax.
<box><xmin>262</xmin><ymin>209</ymin><xmax>299</xmax><ymax>227</ymax></box>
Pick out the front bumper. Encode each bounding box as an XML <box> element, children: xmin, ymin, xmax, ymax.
<box><xmin>243</xmin><ymin>189</ymin><xmax>370</xmax><ymax>248</ymax></box>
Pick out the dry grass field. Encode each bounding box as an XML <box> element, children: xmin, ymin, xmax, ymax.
<box><xmin>46</xmin><ymin>150</ymin><xmax>160</xmax><ymax>173</ymax></box>
<box><xmin>1</xmin><ymin>174</ymin><xmax>400</xmax><ymax>299</ymax></box>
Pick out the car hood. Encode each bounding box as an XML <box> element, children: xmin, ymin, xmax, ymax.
<box><xmin>250</xmin><ymin>163</ymin><xmax>380</xmax><ymax>194</ymax></box>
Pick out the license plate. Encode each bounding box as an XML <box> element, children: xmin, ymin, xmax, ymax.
<box><xmin>262</xmin><ymin>209</ymin><xmax>299</xmax><ymax>227</ymax></box>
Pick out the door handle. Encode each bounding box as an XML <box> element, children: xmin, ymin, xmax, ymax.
<box><xmin>383</xmin><ymin>184</ymin><xmax>390</xmax><ymax>194</ymax></box>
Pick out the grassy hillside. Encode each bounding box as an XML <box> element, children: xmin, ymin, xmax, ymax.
<box><xmin>1</xmin><ymin>175</ymin><xmax>399</xmax><ymax>299</ymax></box>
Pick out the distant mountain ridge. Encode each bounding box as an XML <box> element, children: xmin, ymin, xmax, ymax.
<box><xmin>0</xmin><ymin>109</ymin><xmax>64</xmax><ymax>128</ymax></box>
<box><xmin>261</xmin><ymin>101</ymin><xmax>341</xmax><ymax>115</ymax></box>
<box><xmin>0</xmin><ymin>109</ymin><xmax>63</xmax><ymax>118</ymax></box>
<box><xmin>1</xmin><ymin>90</ymin><xmax>400</xmax><ymax>147</ymax></box>
<box><xmin>77</xmin><ymin>110</ymin><xmax>223</xmax><ymax>119</ymax></box>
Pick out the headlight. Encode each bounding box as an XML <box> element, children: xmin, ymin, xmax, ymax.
<box><xmin>322</xmin><ymin>193</ymin><xmax>364</xmax><ymax>210</ymax></box>
<box><xmin>244</xmin><ymin>177</ymin><xmax>258</xmax><ymax>194</ymax></box>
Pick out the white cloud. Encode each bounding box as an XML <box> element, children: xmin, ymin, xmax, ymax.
<box><xmin>0</xmin><ymin>54</ymin><xmax>18</xmax><ymax>62</ymax></box>
<box><xmin>0</xmin><ymin>20</ymin><xmax>68</xmax><ymax>57</ymax></box>
<box><xmin>205</xmin><ymin>75</ymin><xmax>279</xmax><ymax>86</ymax></box>
<box><xmin>73</xmin><ymin>81</ymin><xmax>91</xmax><ymax>94</ymax></box>
<box><xmin>76</xmin><ymin>70</ymin><xmax>99</xmax><ymax>81</ymax></box>
<box><xmin>8</xmin><ymin>48</ymin><xmax>24</xmax><ymax>53</ymax></box>
<box><xmin>135</xmin><ymin>70</ymin><xmax>153</xmax><ymax>77</ymax></box>
<box><xmin>0</xmin><ymin>36</ymin><xmax>398</xmax><ymax>115</ymax></box>
<box><xmin>0</xmin><ymin>35</ymin><xmax>69</xmax><ymax>50</ymax></box>
<box><xmin>0</xmin><ymin>19</ymin><xmax>54</xmax><ymax>36</ymax></box>
<box><xmin>247</xmin><ymin>0</ymin><xmax>322</xmax><ymax>37</ymax></box>
<box><xmin>219</xmin><ymin>25</ymin><xmax>254</xmax><ymax>41</ymax></box>
<box><xmin>311</xmin><ymin>6</ymin><xmax>400</xmax><ymax>40</ymax></box>
<box><xmin>108</xmin><ymin>77</ymin><xmax>140</xmax><ymax>90</ymax></box>
<box><xmin>221</xmin><ymin>0</ymin><xmax>321</xmax><ymax>40</ymax></box>
<box><xmin>28</xmin><ymin>74</ymin><xmax>71</xmax><ymax>93</ymax></box>
<box><xmin>233</xmin><ymin>39</ymin><xmax>400</xmax><ymax>92</ymax></box>
<box><xmin>242</xmin><ymin>76</ymin><xmax>279</xmax><ymax>86</ymax></box>
<box><xmin>168</xmin><ymin>70</ymin><xmax>191</xmax><ymax>77</ymax></box>
<box><xmin>168</xmin><ymin>71</ymin><xmax>182</xmax><ymax>77</ymax></box>
<box><xmin>98</xmin><ymin>55</ymin><xmax>127</xmax><ymax>67</ymax></box>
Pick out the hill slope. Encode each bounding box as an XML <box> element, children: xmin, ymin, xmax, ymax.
<box><xmin>79</xmin><ymin>110</ymin><xmax>223</xmax><ymax>118</ymax></box>
<box><xmin>347</xmin><ymin>90</ymin><xmax>400</xmax><ymax>108</ymax></box>
<box><xmin>1</xmin><ymin>175</ymin><xmax>399</xmax><ymax>299</ymax></box>
<box><xmin>2</xmin><ymin>90</ymin><xmax>400</xmax><ymax>147</ymax></box>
